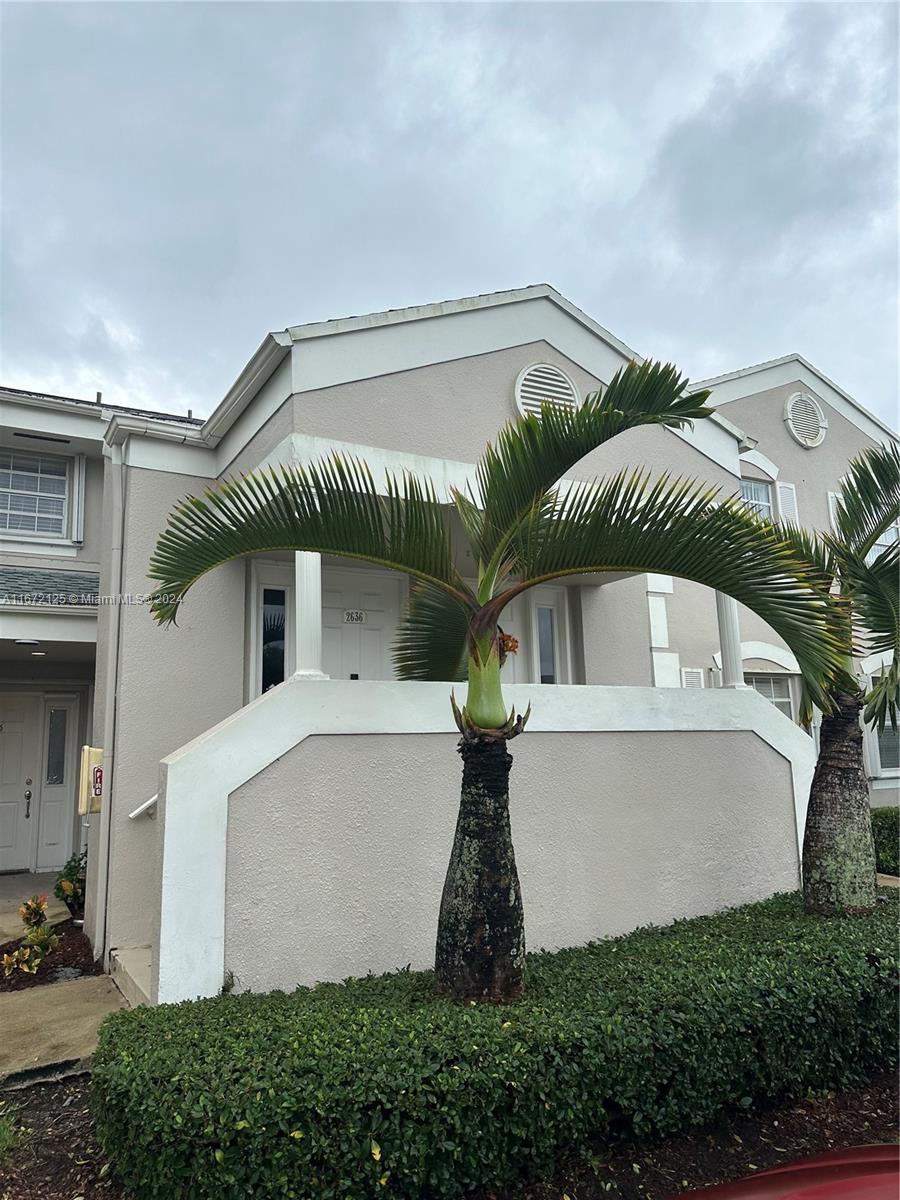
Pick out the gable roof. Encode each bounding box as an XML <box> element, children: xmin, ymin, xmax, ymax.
<box><xmin>692</xmin><ymin>353</ymin><xmax>897</xmax><ymax>447</ymax></box>
<box><xmin>203</xmin><ymin>285</ymin><xmax>643</xmax><ymax>446</ymax></box>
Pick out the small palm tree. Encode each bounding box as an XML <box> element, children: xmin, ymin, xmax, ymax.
<box><xmin>149</xmin><ymin>361</ymin><xmax>840</xmax><ymax>1002</ymax></box>
<box><xmin>792</xmin><ymin>442</ymin><xmax>900</xmax><ymax>915</ymax></box>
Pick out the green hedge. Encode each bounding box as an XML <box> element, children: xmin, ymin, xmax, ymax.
<box><xmin>872</xmin><ymin>806</ymin><xmax>899</xmax><ymax>876</ymax></box>
<box><xmin>92</xmin><ymin>894</ymin><xmax>899</xmax><ymax>1200</ymax></box>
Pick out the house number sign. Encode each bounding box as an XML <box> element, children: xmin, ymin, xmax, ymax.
<box><xmin>344</xmin><ymin>609</ymin><xmax>367</xmax><ymax>624</ymax></box>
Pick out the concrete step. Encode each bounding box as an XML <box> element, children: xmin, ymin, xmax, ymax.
<box><xmin>110</xmin><ymin>945</ymin><xmax>152</xmax><ymax>1008</ymax></box>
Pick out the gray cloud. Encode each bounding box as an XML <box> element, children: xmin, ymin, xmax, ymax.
<box><xmin>1</xmin><ymin>1</ymin><xmax>896</xmax><ymax>424</ymax></box>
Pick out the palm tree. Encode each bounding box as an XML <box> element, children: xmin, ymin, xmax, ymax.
<box><xmin>792</xmin><ymin>442</ymin><xmax>900</xmax><ymax>915</ymax></box>
<box><xmin>148</xmin><ymin>360</ymin><xmax>840</xmax><ymax>1002</ymax></box>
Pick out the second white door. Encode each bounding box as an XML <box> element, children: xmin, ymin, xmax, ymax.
<box><xmin>322</xmin><ymin>568</ymin><xmax>403</xmax><ymax>681</ymax></box>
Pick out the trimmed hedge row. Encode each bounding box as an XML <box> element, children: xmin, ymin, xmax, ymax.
<box><xmin>872</xmin><ymin>805</ymin><xmax>899</xmax><ymax>876</ymax></box>
<box><xmin>92</xmin><ymin>893</ymin><xmax>899</xmax><ymax>1200</ymax></box>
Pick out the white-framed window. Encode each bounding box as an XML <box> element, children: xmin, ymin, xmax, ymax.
<box><xmin>740</xmin><ymin>479</ymin><xmax>773</xmax><ymax>520</ymax></box>
<box><xmin>247</xmin><ymin>561</ymin><xmax>295</xmax><ymax>700</ymax></box>
<box><xmin>745</xmin><ymin>672</ymin><xmax>795</xmax><ymax>721</ymax></box>
<box><xmin>0</xmin><ymin>451</ymin><xmax>85</xmax><ymax>543</ymax></box>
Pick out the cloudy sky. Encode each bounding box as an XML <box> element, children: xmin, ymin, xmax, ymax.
<box><xmin>1</xmin><ymin>2</ymin><xmax>897</xmax><ymax>425</ymax></box>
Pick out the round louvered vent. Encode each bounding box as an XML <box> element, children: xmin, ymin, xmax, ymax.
<box><xmin>785</xmin><ymin>392</ymin><xmax>828</xmax><ymax>448</ymax></box>
<box><xmin>514</xmin><ymin>363</ymin><xmax>580</xmax><ymax>418</ymax></box>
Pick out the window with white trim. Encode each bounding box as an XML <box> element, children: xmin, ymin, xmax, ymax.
<box><xmin>740</xmin><ymin>479</ymin><xmax>773</xmax><ymax>520</ymax></box>
<box><xmin>875</xmin><ymin>725</ymin><xmax>899</xmax><ymax>773</ymax></box>
<box><xmin>745</xmin><ymin>672</ymin><xmax>794</xmax><ymax>720</ymax></box>
<box><xmin>0</xmin><ymin>451</ymin><xmax>69</xmax><ymax>536</ymax></box>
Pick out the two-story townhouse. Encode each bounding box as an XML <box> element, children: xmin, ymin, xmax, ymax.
<box><xmin>0</xmin><ymin>285</ymin><xmax>895</xmax><ymax>1007</ymax></box>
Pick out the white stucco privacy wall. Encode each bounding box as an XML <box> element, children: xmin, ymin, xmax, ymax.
<box><xmin>151</xmin><ymin>678</ymin><xmax>815</xmax><ymax>1004</ymax></box>
<box><xmin>226</xmin><ymin>726</ymin><xmax>797</xmax><ymax>995</ymax></box>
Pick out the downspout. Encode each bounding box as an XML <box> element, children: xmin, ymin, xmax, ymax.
<box><xmin>93</xmin><ymin>439</ymin><xmax>127</xmax><ymax>962</ymax></box>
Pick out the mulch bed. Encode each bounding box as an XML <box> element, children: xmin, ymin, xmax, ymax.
<box><xmin>0</xmin><ymin>1072</ymin><xmax>896</xmax><ymax>1200</ymax></box>
<box><xmin>0</xmin><ymin>921</ymin><xmax>103</xmax><ymax>993</ymax></box>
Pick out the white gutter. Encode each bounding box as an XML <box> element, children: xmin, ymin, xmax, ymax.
<box><xmin>91</xmin><ymin>440</ymin><xmax>126</xmax><ymax>962</ymax></box>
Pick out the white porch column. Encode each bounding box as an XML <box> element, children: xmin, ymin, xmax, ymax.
<box><xmin>716</xmin><ymin>591</ymin><xmax>747</xmax><ymax>688</ymax></box>
<box><xmin>293</xmin><ymin>551</ymin><xmax>329</xmax><ymax>679</ymax></box>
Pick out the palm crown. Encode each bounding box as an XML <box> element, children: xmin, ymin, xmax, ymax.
<box><xmin>786</xmin><ymin>441</ymin><xmax>900</xmax><ymax>731</ymax></box>
<box><xmin>149</xmin><ymin>360</ymin><xmax>841</xmax><ymax>726</ymax></box>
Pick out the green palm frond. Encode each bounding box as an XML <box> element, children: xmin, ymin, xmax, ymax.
<box><xmin>472</xmin><ymin>360</ymin><xmax>712</xmax><ymax>565</ymax></box>
<box><xmin>393</xmin><ymin>582</ymin><xmax>470</xmax><ymax>681</ymax></box>
<box><xmin>830</xmin><ymin>441</ymin><xmax>900</xmax><ymax>556</ymax></box>
<box><xmin>495</xmin><ymin>469</ymin><xmax>841</xmax><ymax>708</ymax></box>
<box><xmin>837</xmin><ymin>543</ymin><xmax>900</xmax><ymax>730</ymax></box>
<box><xmin>148</xmin><ymin>455</ymin><xmax>473</xmax><ymax>625</ymax></box>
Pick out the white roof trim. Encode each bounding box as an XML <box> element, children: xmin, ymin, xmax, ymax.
<box><xmin>284</xmin><ymin>284</ymin><xmax>643</xmax><ymax>363</ymax></box>
<box><xmin>693</xmin><ymin>354</ymin><xmax>897</xmax><ymax>446</ymax></box>
<box><xmin>202</xmin><ymin>333</ymin><xmax>291</xmax><ymax>447</ymax></box>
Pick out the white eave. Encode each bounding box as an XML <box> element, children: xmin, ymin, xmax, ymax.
<box><xmin>284</xmin><ymin>284</ymin><xmax>643</xmax><ymax>363</ymax></box>
<box><xmin>201</xmin><ymin>332</ymin><xmax>292</xmax><ymax>448</ymax></box>
<box><xmin>104</xmin><ymin>413</ymin><xmax>208</xmax><ymax>448</ymax></box>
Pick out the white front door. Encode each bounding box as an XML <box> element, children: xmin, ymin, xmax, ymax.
<box><xmin>0</xmin><ymin>695</ymin><xmax>41</xmax><ymax>872</ymax></box>
<box><xmin>322</xmin><ymin>567</ymin><xmax>403</xmax><ymax>680</ymax></box>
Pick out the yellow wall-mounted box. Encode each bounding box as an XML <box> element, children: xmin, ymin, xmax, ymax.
<box><xmin>78</xmin><ymin>746</ymin><xmax>104</xmax><ymax>815</ymax></box>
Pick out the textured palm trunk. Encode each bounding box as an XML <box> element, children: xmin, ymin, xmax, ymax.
<box><xmin>434</xmin><ymin>736</ymin><xmax>525</xmax><ymax>1002</ymax></box>
<box><xmin>802</xmin><ymin>692</ymin><xmax>877</xmax><ymax>915</ymax></box>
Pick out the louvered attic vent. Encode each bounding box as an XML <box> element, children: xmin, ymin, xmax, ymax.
<box><xmin>514</xmin><ymin>363</ymin><xmax>580</xmax><ymax>418</ymax></box>
<box><xmin>784</xmin><ymin>392</ymin><xmax>828</xmax><ymax>448</ymax></box>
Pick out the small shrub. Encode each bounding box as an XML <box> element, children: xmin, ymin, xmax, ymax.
<box><xmin>2</xmin><ymin>894</ymin><xmax>60</xmax><ymax>978</ymax></box>
<box><xmin>55</xmin><ymin>850</ymin><xmax>88</xmax><ymax>912</ymax></box>
<box><xmin>872</xmin><ymin>806</ymin><xmax>899</xmax><ymax>876</ymax></box>
<box><xmin>93</xmin><ymin>893</ymin><xmax>899</xmax><ymax>1200</ymax></box>
<box><xmin>18</xmin><ymin>894</ymin><xmax>48</xmax><ymax>929</ymax></box>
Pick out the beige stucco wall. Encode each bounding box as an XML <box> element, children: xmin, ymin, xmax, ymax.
<box><xmin>225</xmin><ymin>727</ymin><xmax>797</xmax><ymax>994</ymax></box>
<box><xmin>724</xmin><ymin>382</ymin><xmax>880</xmax><ymax>534</ymax></box>
<box><xmin>101</xmin><ymin>465</ymin><xmax>246</xmax><ymax>953</ymax></box>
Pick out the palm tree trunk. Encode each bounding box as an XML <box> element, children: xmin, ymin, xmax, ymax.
<box><xmin>434</xmin><ymin>736</ymin><xmax>525</xmax><ymax>1002</ymax></box>
<box><xmin>802</xmin><ymin>692</ymin><xmax>877</xmax><ymax>915</ymax></box>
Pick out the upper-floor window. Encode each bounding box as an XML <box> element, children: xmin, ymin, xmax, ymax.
<box><xmin>0</xmin><ymin>451</ymin><xmax>68</xmax><ymax>537</ymax></box>
<box><xmin>740</xmin><ymin>479</ymin><xmax>773</xmax><ymax>520</ymax></box>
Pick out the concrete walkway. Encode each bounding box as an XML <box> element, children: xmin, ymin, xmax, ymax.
<box><xmin>877</xmin><ymin>873</ymin><xmax>899</xmax><ymax>888</ymax></box>
<box><xmin>0</xmin><ymin>872</ymin><xmax>67</xmax><ymax>942</ymax></box>
<box><xmin>0</xmin><ymin>976</ymin><xmax>126</xmax><ymax>1080</ymax></box>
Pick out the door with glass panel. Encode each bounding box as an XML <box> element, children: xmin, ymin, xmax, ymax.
<box><xmin>529</xmin><ymin>585</ymin><xmax>571</xmax><ymax>684</ymax></box>
<box><xmin>250</xmin><ymin>565</ymin><xmax>294</xmax><ymax>698</ymax></box>
<box><xmin>0</xmin><ymin>695</ymin><xmax>40</xmax><ymax>871</ymax></box>
<box><xmin>36</xmin><ymin>696</ymin><xmax>79</xmax><ymax>870</ymax></box>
